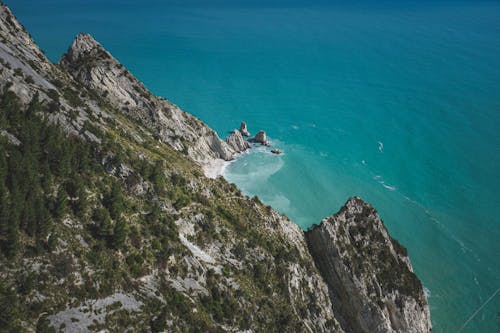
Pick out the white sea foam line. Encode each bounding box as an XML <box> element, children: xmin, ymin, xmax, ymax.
<box><xmin>401</xmin><ymin>193</ymin><xmax>475</xmax><ymax>256</ymax></box>
<box><xmin>457</xmin><ymin>286</ymin><xmax>500</xmax><ymax>332</ymax></box>
<box><xmin>371</xmin><ymin>172</ymin><xmax>474</xmax><ymax>257</ymax></box>
<box><xmin>378</xmin><ymin>141</ymin><xmax>384</xmax><ymax>152</ymax></box>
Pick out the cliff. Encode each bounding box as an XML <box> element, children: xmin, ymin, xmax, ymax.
<box><xmin>0</xmin><ymin>2</ymin><xmax>430</xmax><ymax>332</ymax></box>
<box><xmin>306</xmin><ymin>197</ymin><xmax>432</xmax><ymax>333</ymax></box>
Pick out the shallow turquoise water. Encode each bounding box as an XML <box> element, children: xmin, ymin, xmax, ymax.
<box><xmin>7</xmin><ymin>1</ymin><xmax>500</xmax><ymax>331</ymax></box>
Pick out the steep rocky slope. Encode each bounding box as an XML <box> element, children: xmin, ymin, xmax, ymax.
<box><xmin>0</xmin><ymin>2</ymin><xmax>430</xmax><ymax>332</ymax></box>
<box><xmin>306</xmin><ymin>197</ymin><xmax>432</xmax><ymax>333</ymax></box>
<box><xmin>0</xmin><ymin>3</ymin><xmax>340</xmax><ymax>331</ymax></box>
<box><xmin>59</xmin><ymin>33</ymin><xmax>238</xmax><ymax>171</ymax></box>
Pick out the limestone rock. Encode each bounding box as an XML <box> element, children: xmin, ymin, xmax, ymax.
<box><xmin>239</xmin><ymin>121</ymin><xmax>250</xmax><ymax>137</ymax></box>
<box><xmin>225</xmin><ymin>129</ymin><xmax>250</xmax><ymax>153</ymax></box>
<box><xmin>59</xmin><ymin>33</ymin><xmax>235</xmax><ymax>171</ymax></box>
<box><xmin>305</xmin><ymin>197</ymin><xmax>431</xmax><ymax>333</ymax></box>
<box><xmin>252</xmin><ymin>130</ymin><xmax>270</xmax><ymax>146</ymax></box>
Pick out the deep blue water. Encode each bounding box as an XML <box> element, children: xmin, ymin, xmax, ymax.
<box><xmin>6</xmin><ymin>1</ymin><xmax>500</xmax><ymax>331</ymax></box>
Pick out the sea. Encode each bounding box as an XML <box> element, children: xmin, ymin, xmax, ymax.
<box><xmin>6</xmin><ymin>0</ymin><xmax>499</xmax><ymax>331</ymax></box>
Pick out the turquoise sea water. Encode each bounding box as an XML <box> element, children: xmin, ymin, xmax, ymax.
<box><xmin>6</xmin><ymin>1</ymin><xmax>500</xmax><ymax>331</ymax></box>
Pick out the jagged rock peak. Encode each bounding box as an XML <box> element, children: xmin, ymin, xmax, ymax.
<box><xmin>305</xmin><ymin>197</ymin><xmax>431</xmax><ymax>333</ymax></box>
<box><xmin>0</xmin><ymin>3</ymin><xmax>51</xmax><ymax>72</ymax></box>
<box><xmin>60</xmin><ymin>33</ymin><xmax>110</xmax><ymax>65</ymax></box>
<box><xmin>239</xmin><ymin>121</ymin><xmax>250</xmax><ymax>137</ymax></box>
<box><xmin>58</xmin><ymin>31</ymin><xmax>235</xmax><ymax>170</ymax></box>
<box><xmin>226</xmin><ymin>129</ymin><xmax>250</xmax><ymax>153</ymax></box>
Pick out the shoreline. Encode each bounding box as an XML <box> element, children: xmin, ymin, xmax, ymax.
<box><xmin>203</xmin><ymin>158</ymin><xmax>231</xmax><ymax>179</ymax></box>
<box><xmin>203</xmin><ymin>148</ymin><xmax>254</xmax><ymax>179</ymax></box>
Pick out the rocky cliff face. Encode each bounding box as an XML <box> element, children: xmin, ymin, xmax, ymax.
<box><xmin>306</xmin><ymin>197</ymin><xmax>432</xmax><ymax>333</ymax></box>
<box><xmin>59</xmin><ymin>33</ymin><xmax>236</xmax><ymax>169</ymax></box>
<box><xmin>0</xmin><ymin>2</ymin><xmax>430</xmax><ymax>332</ymax></box>
<box><xmin>0</xmin><ymin>4</ymin><xmax>342</xmax><ymax>331</ymax></box>
<box><xmin>225</xmin><ymin>129</ymin><xmax>250</xmax><ymax>153</ymax></box>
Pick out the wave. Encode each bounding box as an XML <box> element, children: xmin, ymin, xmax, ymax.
<box><xmin>373</xmin><ymin>175</ymin><xmax>396</xmax><ymax>191</ymax></box>
<box><xmin>378</xmin><ymin>141</ymin><xmax>384</xmax><ymax>153</ymax></box>
<box><xmin>424</xmin><ymin>287</ymin><xmax>431</xmax><ymax>298</ymax></box>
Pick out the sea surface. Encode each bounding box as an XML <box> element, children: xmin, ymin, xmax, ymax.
<box><xmin>6</xmin><ymin>0</ymin><xmax>500</xmax><ymax>331</ymax></box>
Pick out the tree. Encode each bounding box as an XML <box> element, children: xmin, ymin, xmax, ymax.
<box><xmin>0</xmin><ymin>184</ymin><xmax>9</xmax><ymax>240</ymax></box>
<box><xmin>111</xmin><ymin>219</ymin><xmax>128</xmax><ymax>249</ymax></box>
<box><xmin>92</xmin><ymin>208</ymin><xmax>113</xmax><ymax>239</ymax></box>
<box><xmin>104</xmin><ymin>183</ymin><xmax>124</xmax><ymax>220</ymax></box>
<box><xmin>73</xmin><ymin>186</ymin><xmax>88</xmax><ymax>218</ymax></box>
<box><xmin>4</xmin><ymin>211</ymin><xmax>20</xmax><ymax>258</ymax></box>
<box><xmin>53</xmin><ymin>187</ymin><xmax>68</xmax><ymax>220</ymax></box>
<box><xmin>36</xmin><ymin>208</ymin><xmax>53</xmax><ymax>250</ymax></box>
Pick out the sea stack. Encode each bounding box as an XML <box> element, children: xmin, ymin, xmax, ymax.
<box><xmin>253</xmin><ymin>130</ymin><xmax>270</xmax><ymax>146</ymax></box>
<box><xmin>239</xmin><ymin>121</ymin><xmax>251</xmax><ymax>137</ymax></box>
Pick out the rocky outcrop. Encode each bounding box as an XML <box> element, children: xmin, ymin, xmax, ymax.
<box><xmin>239</xmin><ymin>121</ymin><xmax>250</xmax><ymax>137</ymax></box>
<box><xmin>59</xmin><ymin>33</ymin><xmax>235</xmax><ymax>169</ymax></box>
<box><xmin>225</xmin><ymin>129</ymin><xmax>250</xmax><ymax>153</ymax></box>
<box><xmin>0</xmin><ymin>4</ymin><xmax>431</xmax><ymax>332</ymax></box>
<box><xmin>251</xmin><ymin>130</ymin><xmax>270</xmax><ymax>146</ymax></box>
<box><xmin>305</xmin><ymin>197</ymin><xmax>431</xmax><ymax>333</ymax></box>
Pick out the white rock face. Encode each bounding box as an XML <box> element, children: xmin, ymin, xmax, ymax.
<box><xmin>305</xmin><ymin>197</ymin><xmax>432</xmax><ymax>333</ymax></box>
<box><xmin>59</xmin><ymin>33</ymin><xmax>235</xmax><ymax>173</ymax></box>
<box><xmin>225</xmin><ymin>129</ymin><xmax>250</xmax><ymax>153</ymax></box>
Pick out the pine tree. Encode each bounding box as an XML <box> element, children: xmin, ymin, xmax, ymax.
<box><xmin>104</xmin><ymin>183</ymin><xmax>124</xmax><ymax>220</ymax></box>
<box><xmin>4</xmin><ymin>210</ymin><xmax>20</xmax><ymax>259</ymax></box>
<box><xmin>36</xmin><ymin>208</ymin><xmax>53</xmax><ymax>250</ymax></box>
<box><xmin>0</xmin><ymin>184</ymin><xmax>9</xmax><ymax>240</ymax></box>
<box><xmin>53</xmin><ymin>187</ymin><xmax>68</xmax><ymax>220</ymax></box>
<box><xmin>111</xmin><ymin>218</ymin><xmax>128</xmax><ymax>249</ymax></box>
<box><xmin>73</xmin><ymin>186</ymin><xmax>88</xmax><ymax>218</ymax></box>
<box><xmin>93</xmin><ymin>208</ymin><xmax>113</xmax><ymax>239</ymax></box>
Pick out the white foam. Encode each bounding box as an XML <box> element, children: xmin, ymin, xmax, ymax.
<box><xmin>424</xmin><ymin>287</ymin><xmax>431</xmax><ymax>298</ymax></box>
<box><xmin>378</xmin><ymin>141</ymin><xmax>384</xmax><ymax>152</ymax></box>
<box><xmin>381</xmin><ymin>182</ymin><xmax>396</xmax><ymax>191</ymax></box>
<box><xmin>291</xmin><ymin>125</ymin><xmax>299</xmax><ymax>130</ymax></box>
<box><xmin>373</xmin><ymin>175</ymin><xmax>396</xmax><ymax>191</ymax></box>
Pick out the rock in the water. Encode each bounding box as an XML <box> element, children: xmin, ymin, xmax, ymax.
<box><xmin>252</xmin><ymin>130</ymin><xmax>270</xmax><ymax>146</ymax></box>
<box><xmin>226</xmin><ymin>129</ymin><xmax>250</xmax><ymax>153</ymax></box>
<box><xmin>239</xmin><ymin>121</ymin><xmax>250</xmax><ymax>137</ymax></box>
<box><xmin>305</xmin><ymin>197</ymin><xmax>431</xmax><ymax>333</ymax></box>
<box><xmin>271</xmin><ymin>149</ymin><xmax>282</xmax><ymax>155</ymax></box>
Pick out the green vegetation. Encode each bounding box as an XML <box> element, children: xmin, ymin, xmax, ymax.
<box><xmin>0</xmin><ymin>13</ymin><xmax>339</xmax><ymax>329</ymax></box>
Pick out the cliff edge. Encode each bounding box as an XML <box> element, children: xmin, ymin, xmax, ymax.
<box><xmin>306</xmin><ymin>197</ymin><xmax>432</xmax><ymax>333</ymax></box>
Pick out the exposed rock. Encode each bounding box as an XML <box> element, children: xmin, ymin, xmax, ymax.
<box><xmin>305</xmin><ymin>197</ymin><xmax>431</xmax><ymax>333</ymax></box>
<box><xmin>59</xmin><ymin>33</ymin><xmax>235</xmax><ymax>172</ymax></box>
<box><xmin>239</xmin><ymin>121</ymin><xmax>250</xmax><ymax>137</ymax></box>
<box><xmin>0</xmin><ymin>129</ymin><xmax>21</xmax><ymax>145</ymax></box>
<box><xmin>0</xmin><ymin>4</ymin><xmax>431</xmax><ymax>332</ymax></box>
<box><xmin>251</xmin><ymin>130</ymin><xmax>270</xmax><ymax>146</ymax></box>
<box><xmin>271</xmin><ymin>149</ymin><xmax>282</xmax><ymax>155</ymax></box>
<box><xmin>225</xmin><ymin>129</ymin><xmax>250</xmax><ymax>153</ymax></box>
